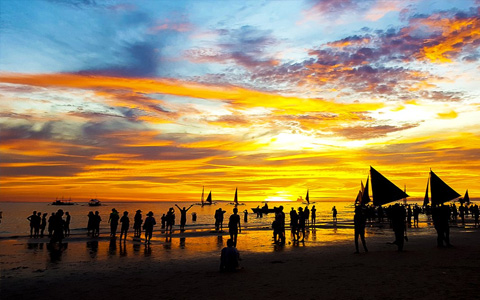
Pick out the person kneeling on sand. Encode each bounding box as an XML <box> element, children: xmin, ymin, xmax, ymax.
<box><xmin>220</xmin><ymin>239</ymin><xmax>240</xmax><ymax>272</ymax></box>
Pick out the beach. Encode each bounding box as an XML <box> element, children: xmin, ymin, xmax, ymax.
<box><xmin>2</xmin><ymin>225</ymin><xmax>480</xmax><ymax>300</ymax></box>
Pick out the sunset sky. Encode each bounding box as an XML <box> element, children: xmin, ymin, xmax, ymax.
<box><xmin>1</xmin><ymin>0</ymin><xmax>479</xmax><ymax>202</ymax></box>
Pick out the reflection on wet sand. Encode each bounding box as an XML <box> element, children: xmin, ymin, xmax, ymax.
<box><xmin>86</xmin><ymin>240</ymin><xmax>98</xmax><ymax>259</ymax></box>
<box><xmin>47</xmin><ymin>242</ymin><xmax>68</xmax><ymax>263</ymax></box>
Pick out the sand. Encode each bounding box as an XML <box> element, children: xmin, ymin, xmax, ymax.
<box><xmin>1</xmin><ymin>227</ymin><xmax>480</xmax><ymax>300</ymax></box>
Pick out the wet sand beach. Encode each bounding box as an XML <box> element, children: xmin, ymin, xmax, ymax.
<box><xmin>2</xmin><ymin>226</ymin><xmax>480</xmax><ymax>300</ymax></box>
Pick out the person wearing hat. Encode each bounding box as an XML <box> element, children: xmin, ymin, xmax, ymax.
<box><xmin>108</xmin><ymin>208</ymin><xmax>120</xmax><ymax>237</ymax></box>
<box><xmin>133</xmin><ymin>210</ymin><xmax>143</xmax><ymax>238</ymax></box>
<box><xmin>143</xmin><ymin>211</ymin><xmax>156</xmax><ymax>244</ymax></box>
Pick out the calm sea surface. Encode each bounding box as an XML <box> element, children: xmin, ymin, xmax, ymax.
<box><xmin>0</xmin><ymin>200</ymin><xmax>363</xmax><ymax>237</ymax></box>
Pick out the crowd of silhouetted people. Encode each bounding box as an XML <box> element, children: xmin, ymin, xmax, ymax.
<box><xmin>24</xmin><ymin>200</ymin><xmax>480</xmax><ymax>265</ymax></box>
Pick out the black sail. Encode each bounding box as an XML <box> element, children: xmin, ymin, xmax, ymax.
<box><xmin>206</xmin><ymin>191</ymin><xmax>212</xmax><ymax>204</ymax></box>
<box><xmin>430</xmin><ymin>170</ymin><xmax>460</xmax><ymax>205</ymax></box>
<box><xmin>361</xmin><ymin>177</ymin><xmax>370</xmax><ymax>205</ymax></box>
<box><xmin>423</xmin><ymin>178</ymin><xmax>429</xmax><ymax>206</ymax></box>
<box><xmin>370</xmin><ymin>166</ymin><xmax>409</xmax><ymax>206</ymax></box>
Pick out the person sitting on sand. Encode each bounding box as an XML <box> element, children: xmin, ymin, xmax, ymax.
<box><xmin>119</xmin><ymin>211</ymin><xmax>129</xmax><ymax>240</ymax></box>
<box><xmin>143</xmin><ymin>211</ymin><xmax>156</xmax><ymax>244</ymax></box>
<box><xmin>220</xmin><ymin>239</ymin><xmax>240</xmax><ymax>272</ymax></box>
<box><xmin>228</xmin><ymin>208</ymin><xmax>241</xmax><ymax>246</ymax></box>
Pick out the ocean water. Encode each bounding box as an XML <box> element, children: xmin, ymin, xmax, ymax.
<box><xmin>0</xmin><ymin>200</ymin><xmax>360</xmax><ymax>237</ymax></box>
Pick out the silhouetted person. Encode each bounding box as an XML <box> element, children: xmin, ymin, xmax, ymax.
<box><xmin>48</xmin><ymin>212</ymin><xmax>55</xmax><ymax>238</ymax></box>
<box><xmin>413</xmin><ymin>205</ymin><xmax>421</xmax><ymax>227</ymax></box>
<box><xmin>108</xmin><ymin>208</ymin><xmax>120</xmax><ymax>237</ymax></box>
<box><xmin>332</xmin><ymin>206</ymin><xmax>338</xmax><ymax>222</ymax></box>
<box><xmin>297</xmin><ymin>207</ymin><xmax>305</xmax><ymax>242</ymax></box>
<box><xmin>473</xmin><ymin>205</ymin><xmax>479</xmax><ymax>228</ymax></box>
<box><xmin>27</xmin><ymin>211</ymin><xmax>37</xmax><ymax>238</ymax></box>
<box><xmin>64</xmin><ymin>211</ymin><xmax>71</xmax><ymax>236</ymax></box>
<box><xmin>120</xmin><ymin>211</ymin><xmax>129</xmax><ymax>240</ymax></box>
<box><xmin>228</xmin><ymin>208</ymin><xmax>241</xmax><ymax>246</ymax></box>
<box><xmin>432</xmin><ymin>204</ymin><xmax>451</xmax><ymax>247</ymax></box>
<box><xmin>220</xmin><ymin>239</ymin><xmax>240</xmax><ymax>272</ymax></box>
<box><xmin>215</xmin><ymin>208</ymin><xmax>226</xmax><ymax>231</ymax></box>
<box><xmin>94</xmin><ymin>211</ymin><xmax>101</xmax><ymax>237</ymax></box>
<box><xmin>391</xmin><ymin>204</ymin><xmax>406</xmax><ymax>251</ymax></box>
<box><xmin>459</xmin><ymin>204</ymin><xmax>465</xmax><ymax>225</ymax></box>
<box><xmin>273</xmin><ymin>206</ymin><xmax>285</xmax><ymax>245</ymax></box>
<box><xmin>133</xmin><ymin>210</ymin><xmax>142</xmax><ymax>238</ymax></box>
<box><xmin>175</xmin><ymin>204</ymin><xmax>194</xmax><ymax>231</ymax></box>
<box><xmin>40</xmin><ymin>213</ymin><xmax>48</xmax><ymax>237</ymax></box>
<box><xmin>243</xmin><ymin>210</ymin><xmax>248</xmax><ymax>223</ymax></box>
<box><xmin>143</xmin><ymin>211</ymin><xmax>156</xmax><ymax>244</ymax></box>
<box><xmin>311</xmin><ymin>205</ymin><xmax>316</xmax><ymax>226</ymax></box>
<box><xmin>34</xmin><ymin>212</ymin><xmax>41</xmax><ymax>238</ymax></box>
<box><xmin>354</xmin><ymin>206</ymin><xmax>368</xmax><ymax>253</ymax></box>
<box><xmin>87</xmin><ymin>211</ymin><xmax>95</xmax><ymax>236</ymax></box>
<box><xmin>166</xmin><ymin>208</ymin><xmax>175</xmax><ymax>233</ymax></box>
<box><xmin>192</xmin><ymin>212</ymin><xmax>197</xmax><ymax>222</ymax></box>
<box><xmin>304</xmin><ymin>206</ymin><xmax>310</xmax><ymax>226</ymax></box>
<box><xmin>290</xmin><ymin>207</ymin><xmax>298</xmax><ymax>241</ymax></box>
<box><xmin>50</xmin><ymin>209</ymin><xmax>65</xmax><ymax>244</ymax></box>
<box><xmin>161</xmin><ymin>214</ymin><xmax>166</xmax><ymax>230</ymax></box>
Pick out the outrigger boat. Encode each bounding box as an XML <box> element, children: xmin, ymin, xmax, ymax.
<box><xmin>201</xmin><ymin>187</ymin><xmax>213</xmax><ymax>206</ymax></box>
<box><xmin>229</xmin><ymin>188</ymin><xmax>245</xmax><ymax>205</ymax></box>
<box><xmin>357</xmin><ymin>166</ymin><xmax>409</xmax><ymax>206</ymax></box>
<box><xmin>51</xmin><ymin>197</ymin><xmax>75</xmax><ymax>206</ymax></box>
<box><xmin>88</xmin><ymin>198</ymin><xmax>101</xmax><ymax>206</ymax></box>
<box><xmin>423</xmin><ymin>169</ymin><xmax>461</xmax><ymax>206</ymax></box>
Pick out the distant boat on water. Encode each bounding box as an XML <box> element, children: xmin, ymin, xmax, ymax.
<box><xmin>51</xmin><ymin>197</ymin><xmax>75</xmax><ymax>206</ymax></box>
<box><xmin>88</xmin><ymin>198</ymin><xmax>101</xmax><ymax>206</ymax></box>
<box><xmin>229</xmin><ymin>187</ymin><xmax>245</xmax><ymax>205</ymax></box>
<box><xmin>198</xmin><ymin>187</ymin><xmax>214</xmax><ymax>206</ymax></box>
<box><xmin>423</xmin><ymin>169</ymin><xmax>461</xmax><ymax>206</ymax></box>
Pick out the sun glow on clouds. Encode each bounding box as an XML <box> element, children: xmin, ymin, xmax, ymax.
<box><xmin>1</xmin><ymin>0</ymin><xmax>480</xmax><ymax>202</ymax></box>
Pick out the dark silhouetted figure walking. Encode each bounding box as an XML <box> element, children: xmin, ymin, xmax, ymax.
<box><xmin>175</xmin><ymin>204</ymin><xmax>194</xmax><ymax>231</ymax></box>
<box><xmin>228</xmin><ymin>208</ymin><xmax>241</xmax><ymax>246</ymax></box>
<box><xmin>354</xmin><ymin>206</ymin><xmax>368</xmax><ymax>253</ymax></box>
<box><xmin>120</xmin><ymin>211</ymin><xmax>129</xmax><ymax>240</ymax></box>
<box><xmin>143</xmin><ymin>211</ymin><xmax>156</xmax><ymax>244</ymax></box>
<box><xmin>220</xmin><ymin>239</ymin><xmax>240</xmax><ymax>272</ymax></box>
<box><xmin>166</xmin><ymin>208</ymin><xmax>175</xmax><ymax>233</ymax></box>
<box><xmin>290</xmin><ymin>207</ymin><xmax>298</xmax><ymax>241</ymax></box>
<box><xmin>391</xmin><ymin>204</ymin><xmax>406</xmax><ymax>251</ymax></box>
<box><xmin>433</xmin><ymin>204</ymin><xmax>452</xmax><ymax>247</ymax></box>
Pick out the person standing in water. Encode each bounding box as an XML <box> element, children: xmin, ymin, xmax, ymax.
<box><xmin>133</xmin><ymin>210</ymin><xmax>142</xmax><ymax>238</ymax></box>
<box><xmin>143</xmin><ymin>211</ymin><xmax>156</xmax><ymax>244</ymax></box>
<box><xmin>311</xmin><ymin>205</ymin><xmax>316</xmax><ymax>226</ymax></box>
<box><xmin>108</xmin><ymin>208</ymin><xmax>120</xmax><ymax>237</ymax></box>
<box><xmin>119</xmin><ymin>211</ymin><xmax>130</xmax><ymax>240</ymax></box>
<box><xmin>40</xmin><ymin>213</ymin><xmax>48</xmax><ymax>237</ymax></box>
<box><xmin>175</xmin><ymin>204</ymin><xmax>194</xmax><ymax>232</ymax></box>
<box><xmin>228</xmin><ymin>208</ymin><xmax>241</xmax><ymax>247</ymax></box>
<box><xmin>332</xmin><ymin>206</ymin><xmax>338</xmax><ymax>223</ymax></box>
<box><xmin>64</xmin><ymin>211</ymin><xmax>71</xmax><ymax>237</ymax></box>
<box><xmin>27</xmin><ymin>211</ymin><xmax>37</xmax><ymax>238</ymax></box>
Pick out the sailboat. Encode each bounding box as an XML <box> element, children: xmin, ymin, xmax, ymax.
<box><xmin>203</xmin><ymin>190</ymin><xmax>213</xmax><ymax>206</ymax></box>
<box><xmin>305</xmin><ymin>189</ymin><xmax>310</xmax><ymax>205</ymax></box>
<box><xmin>229</xmin><ymin>187</ymin><xmax>245</xmax><ymax>205</ymax></box>
<box><xmin>424</xmin><ymin>169</ymin><xmax>461</xmax><ymax>206</ymax></box>
<box><xmin>368</xmin><ymin>166</ymin><xmax>409</xmax><ymax>206</ymax></box>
